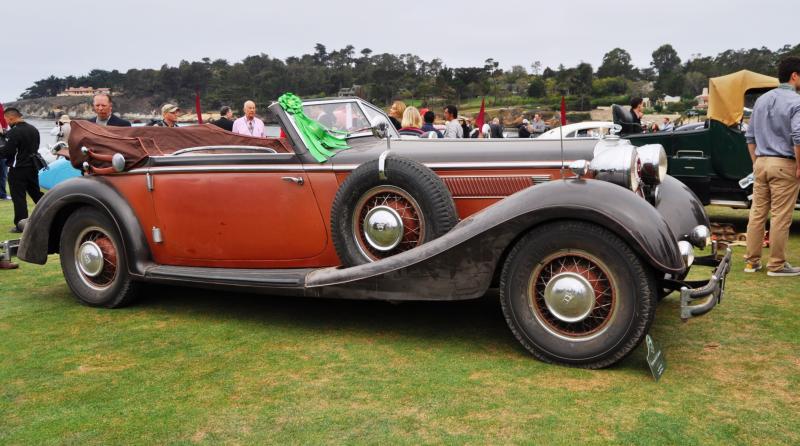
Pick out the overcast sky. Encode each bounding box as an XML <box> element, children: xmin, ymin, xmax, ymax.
<box><xmin>2</xmin><ymin>0</ymin><xmax>794</xmax><ymax>103</ymax></box>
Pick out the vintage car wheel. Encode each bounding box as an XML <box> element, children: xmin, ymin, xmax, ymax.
<box><xmin>59</xmin><ymin>207</ymin><xmax>139</xmax><ymax>308</ymax></box>
<box><xmin>499</xmin><ymin>220</ymin><xmax>656</xmax><ymax>369</ymax></box>
<box><xmin>331</xmin><ymin>156</ymin><xmax>458</xmax><ymax>266</ymax></box>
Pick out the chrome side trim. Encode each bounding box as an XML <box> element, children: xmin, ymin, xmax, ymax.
<box><xmin>709</xmin><ymin>199</ymin><xmax>749</xmax><ymax>209</ymax></box>
<box><xmin>425</xmin><ymin>161</ymin><xmax>567</xmax><ymax>170</ymax></box>
<box><xmin>129</xmin><ymin>164</ymin><xmax>318</xmax><ymax>174</ymax></box>
<box><xmin>531</xmin><ymin>174</ymin><xmax>552</xmax><ymax>184</ymax></box>
<box><xmin>152</xmin><ymin>226</ymin><xmax>163</xmax><ymax>243</ymax></box>
<box><xmin>378</xmin><ymin>150</ymin><xmax>391</xmax><ymax>180</ymax></box>
<box><xmin>125</xmin><ymin>160</ymin><xmax>568</xmax><ymax>175</ymax></box>
<box><xmin>172</xmin><ymin>146</ymin><xmax>278</xmax><ymax>155</ymax></box>
<box><xmin>153</xmin><ymin>153</ymin><xmax>295</xmax><ymax>160</ymax></box>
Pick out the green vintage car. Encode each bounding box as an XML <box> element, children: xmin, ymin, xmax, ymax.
<box><xmin>614</xmin><ymin>70</ymin><xmax>784</xmax><ymax>208</ymax></box>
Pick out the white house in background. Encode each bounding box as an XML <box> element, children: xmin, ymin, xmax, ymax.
<box><xmin>662</xmin><ymin>95</ymin><xmax>681</xmax><ymax>104</ymax></box>
<box><xmin>57</xmin><ymin>87</ymin><xmax>111</xmax><ymax>97</ymax></box>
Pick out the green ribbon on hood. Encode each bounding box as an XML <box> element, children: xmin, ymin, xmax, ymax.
<box><xmin>278</xmin><ymin>93</ymin><xmax>350</xmax><ymax>163</ymax></box>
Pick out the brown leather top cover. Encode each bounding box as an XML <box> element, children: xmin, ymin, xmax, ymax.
<box><xmin>67</xmin><ymin>120</ymin><xmax>291</xmax><ymax>170</ymax></box>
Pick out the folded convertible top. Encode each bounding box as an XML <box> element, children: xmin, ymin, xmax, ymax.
<box><xmin>67</xmin><ymin>120</ymin><xmax>291</xmax><ymax>170</ymax></box>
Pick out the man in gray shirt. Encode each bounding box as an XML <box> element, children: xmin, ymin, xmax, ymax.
<box><xmin>530</xmin><ymin>113</ymin><xmax>546</xmax><ymax>136</ymax></box>
<box><xmin>443</xmin><ymin>104</ymin><xmax>463</xmax><ymax>138</ymax></box>
<box><xmin>744</xmin><ymin>56</ymin><xmax>800</xmax><ymax>276</ymax></box>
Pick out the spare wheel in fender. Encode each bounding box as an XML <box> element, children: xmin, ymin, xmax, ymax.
<box><xmin>331</xmin><ymin>155</ymin><xmax>458</xmax><ymax>267</ymax></box>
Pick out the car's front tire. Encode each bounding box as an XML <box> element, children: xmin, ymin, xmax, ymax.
<box><xmin>59</xmin><ymin>207</ymin><xmax>138</xmax><ymax>308</ymax></box>
<box><xmin>500</xmin><ymin>220</ymin><xmax>656</xmax><ymax>369</ymax></box>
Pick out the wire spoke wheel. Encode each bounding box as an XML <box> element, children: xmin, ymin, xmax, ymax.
<box><xmin>529</xmin><ymin>251</ymin><xmax>618</xmax><ymax>341</ymax></box>
<box><xmin>60</xmin><ymin>207</ymin><xmax>138</xmax><ymax>308</ymax></box>
<box><xmin>73</xmin><ymin>226</ymin><xmax>119</xmax><ymax>290</ymax></box>
<box><xmin>352</xmin><ymin>185</ymin><xmax>426</xmax><ymax>261</ymax></box>
<box><xmin>500</xmin><ymin>220</ymin><xmax>656</xmax><ymax>368</ymax></box>
<box><xmin>331</xmin><ymin>156</ymin><xmax>458</xmax><ymax>267</ymax></box>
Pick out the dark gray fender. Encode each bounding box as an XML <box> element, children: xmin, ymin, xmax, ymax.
<box><xmin>655</xmin><ymin>175</ymin><xmax>710</xmax><ymax>241</ymax></box>
<box><xmin>17</xmin><ymin>176</ymin><xmax>151</xmax><ymax>277</ymax></box>
<box><xmin>306</xmin><ymin>179</ymin><xmax>684</xmax><ymax>301</ymax></box>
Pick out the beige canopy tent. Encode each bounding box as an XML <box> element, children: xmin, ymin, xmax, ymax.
<box><xmin>707</xmin><ymin>70</ymin><xmax>779</xmax><ymax>127</ymax></box>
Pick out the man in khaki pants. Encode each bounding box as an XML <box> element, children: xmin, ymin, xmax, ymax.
<box><xmin>744</xmin><ymin>56</ymin><xmax>800</xmax><ymax>276</ymax></box>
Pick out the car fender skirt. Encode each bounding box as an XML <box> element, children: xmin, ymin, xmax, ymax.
<box><xmin>16</xmin><ymin>177</ymin><xmax>151</xmax><ymax>275</ymax></box>
<box><xmin>655</xmin><ymin>175</ymin><xmax>710</xmax><ymax>242</ymax></box>
<box><xmin>307</xmin><ymin>179</ymin><xmax>684</xmax><ymax>301</ymax></box>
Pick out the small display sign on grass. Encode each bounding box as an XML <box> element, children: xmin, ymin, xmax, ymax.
<box><xmin>645</xmin><ymin>334</ymin><xmax>666</xmax><ymax>382</ymax></box>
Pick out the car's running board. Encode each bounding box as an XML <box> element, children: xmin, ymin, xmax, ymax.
<box><xmin>144</xmin><ymin>265</ymin><xmax>314</xmax><ymax>289</ymax></box>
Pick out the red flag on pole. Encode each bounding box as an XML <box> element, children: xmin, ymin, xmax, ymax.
<box><xmin>0</xmin><ymin>102</ymin><xmax>8</xmax><ymax>130</ymax></box>
<box><xmin>195</xmin><ymin>90</ymin><xmax>203</xmax><ymax>124</ymax></box>
<box><xmin>475</xmin><ymin>97</ymin><xmax>486</xmax><ymax>134</ymax></box>
<box><xmin>560</xmin><ymin>96</ymin><xmax>567</xmax><ymax>126</ymax></box>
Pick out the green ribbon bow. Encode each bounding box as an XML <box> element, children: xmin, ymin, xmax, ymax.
<box><xmin>278</xmin><ymin>93</ymin><xmax>350</xmax><ymax>163</ymax></box>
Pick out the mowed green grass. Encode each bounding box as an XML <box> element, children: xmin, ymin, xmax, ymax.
<box><xmin>1</xmin><ymin>199</ymin><xmax>798</xmax><ymax>445</ymax></box>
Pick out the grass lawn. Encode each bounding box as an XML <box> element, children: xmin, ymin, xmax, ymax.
<box><xmin>1</xmin><ymin>199</ymin><xmax>798</xmax><ymax>445</ymax></box>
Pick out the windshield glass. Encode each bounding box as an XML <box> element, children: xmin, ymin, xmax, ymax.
<box><xmin>303</xmin><ymin>102</ymin><xmax>371</xmax><ymax>133</ymax></box>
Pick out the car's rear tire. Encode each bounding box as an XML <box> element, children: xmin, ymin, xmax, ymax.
<box><xmin>499</xmin><ymin>220</ymin><xmax>656</xmax><ymax>369</ymax></box>
<box><xmin>59</xmin><ymin>207</ymin><xmax>139</xmax><ymax>308</ymax></box>
<box><xmin>331</xmin><ymin>156</ymin><xmax>458</xmax><ymax>267</ymax></box>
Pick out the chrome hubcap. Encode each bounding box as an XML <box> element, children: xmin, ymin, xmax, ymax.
<box><xmin>543</xmin><ymin>272</ymin><xmax>595</xmax><ymax>323</ymax></box>
<box><xmin>363</xmin><ymin>205</ymin><xmax>404</xmax><ymax>251</ymax></box>
<box><xmin>77</xmin><ymin>241</ymin><xmax>104</xmax><ymax>278</ymax></box>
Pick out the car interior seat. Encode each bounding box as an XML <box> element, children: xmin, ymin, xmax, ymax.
<box><xmin>611</xmin><ymin>104</ymin><xmax>642</xmax><ymax>135</ymax></box>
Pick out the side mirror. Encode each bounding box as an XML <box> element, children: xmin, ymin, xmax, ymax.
<box><xmin>371</xmin><ymin>120</ymin><xmax>389</xmax><ymax>140</ymax></box>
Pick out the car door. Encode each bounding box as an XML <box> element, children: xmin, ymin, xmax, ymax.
<box><xmin>147</xmin><ymin>150</ymin><xmax>328</xmax><ymax>264</ymax></box>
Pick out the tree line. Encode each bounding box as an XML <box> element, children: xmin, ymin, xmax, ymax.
<box><xmin>19</xmin><ymin>43</ymin><xmax>800</xmax><ymax>113</ymax></box>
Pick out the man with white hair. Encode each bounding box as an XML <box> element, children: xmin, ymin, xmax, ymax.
<box><xmin>232</xmin><ymin>100</ymin><xmax>265</xmax><ymax>137</ymax></box>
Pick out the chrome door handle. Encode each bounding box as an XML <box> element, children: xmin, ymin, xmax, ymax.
<box><xmin>281</xmin><ymin>176</ymin><xmax>304</xmax><ymax>185</ymax></box>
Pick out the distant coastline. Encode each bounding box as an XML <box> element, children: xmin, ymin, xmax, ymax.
<box><xmin>6</xmin><ymin>96</ymin><xmax>221</xmax><ymax>122</ymax></box>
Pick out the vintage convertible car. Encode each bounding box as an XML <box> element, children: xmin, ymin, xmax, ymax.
<box><xmin>1</xmin><ymin>94</ymin><xmax>731</xmax><ymax>369</ymax></box>
<box><xmin>536</xmin><ymin>121</ymin><xmax>616</xmax><ymax>140</ymax></box>
<box><xmin>614</xmin><ymin>70</ymin><xmax>787</xmax><ymax>208</ymax></box>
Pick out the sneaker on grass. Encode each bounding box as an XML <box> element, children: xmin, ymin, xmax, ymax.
<box><xmin>767</xmin><ymin>262</ymin><xmax>800</xmax><ymax>277</ymax></box>
<box><xmin>743</xmin><ymin>261</ymin><xmax>762</xmax><ymax>273</ymax></box>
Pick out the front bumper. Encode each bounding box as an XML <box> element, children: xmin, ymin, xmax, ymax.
<box><xmin>663</xmin><ymin>242</ymin><xmax>732</xmax><ymax>321</ymax></box>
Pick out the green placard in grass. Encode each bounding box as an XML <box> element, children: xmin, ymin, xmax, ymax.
<box><xmin>646</xmin><ymin>334</ymin><xmax>666</xmax><ymax>382</ymax></box>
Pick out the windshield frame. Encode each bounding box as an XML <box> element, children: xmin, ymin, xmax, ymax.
<box><xmin>296</xmin><ymin>98</ymin><xmax>399</xmax><ymax>139</ymax></box>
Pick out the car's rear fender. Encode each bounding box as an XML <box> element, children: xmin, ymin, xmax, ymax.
<box><xmin>17</xmin><ymin>176</ymin><xmax>151</xmax><ymax>276</ymax></box>
<box><xmin>306</xmin><ymin>179</ymin><xmax>684</xmax><ymax>301</ymax></box>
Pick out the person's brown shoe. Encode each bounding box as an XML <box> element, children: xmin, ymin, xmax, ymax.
<box><xmin>0</xmin><ymin>260</ymin><xmax>19</xmax><ymax>269</ymax></box>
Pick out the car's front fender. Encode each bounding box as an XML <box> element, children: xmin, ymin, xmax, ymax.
<box><xmin>307</xmin><ymin>179</ymin><xmax>684</xmax><ymax>301</ymax></box>
<box><xmin>17</xmin><ymin>176</ymin><xmax>151</xmax><ymax>276</ymax></box>
<box><xmin>655</xmin><ymin>175</ymin><xmax>710</xmax><ymax>242</ymax></box>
